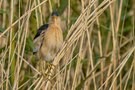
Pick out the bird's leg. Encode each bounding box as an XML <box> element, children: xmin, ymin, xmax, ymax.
<box><xmin>38</xmin><ymin>60</ymin><xmax>56</xmax><ymax>80</ymax></box>
<box><xmin>36</xmin><ymin>60</ymin><xmax>51</xmax><ymax>80</ymax></box>
<box><xmin>47</xmin><ymin>62</ymin><xmax>56</xmax><ymax>70</ymax></box>
<box><xmin>42</xmin><ymin>61</ymin><xmax>48</xmax><ymax>76</ymax></box>
<box><xmin>38</xmin><ymin>60</ymin><xmax>46</xmax><ymax>77</ymax></box>
<box><xmin>46</xmin><ymin>62</ymin><xmax>56</xmax><ymax>77</ymax></box>
<box><xmin>40</xmin><ymin>61</ymin><xmax>53</xmax><ymax>79</ymax></box>
<box><xmin>40</xmin><ymin>62</ymin><xmax>56</xmax><ymax>82</ymax></box>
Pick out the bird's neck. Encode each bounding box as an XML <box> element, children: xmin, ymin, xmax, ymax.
<box><xmin>50</xmin><ymin>22</ymin><xmax>60</xmax><ymax>27</ymax></box>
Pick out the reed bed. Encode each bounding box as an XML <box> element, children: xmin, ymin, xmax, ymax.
<box><xmin>0</xmin><ymin>0</ymin><xmax>135</xmax><ymax>90</ymax></box>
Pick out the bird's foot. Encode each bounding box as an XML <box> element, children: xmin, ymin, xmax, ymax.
<box><xmin>47</xmin><ymin>63</ymin><xmax>56</xmax><ymax>70</ymax></box>
<box><xmin>38</xmin><ymin>61</ymin><xmax>56</xmax><ymax>81</ymax></box>
<box><xmin>39</xmin><ymin>63</ymin><xmax>55</xmax><ymax>80</ymax></box>
<box><xmin>47</xmin><ymin>63</ymin><xmax>56</xmax><ymax>76</ymax></box>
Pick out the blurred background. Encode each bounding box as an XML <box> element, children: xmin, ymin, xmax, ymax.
<box><xmin>0</xmin><ymin>0</ymin><xmax>135</xmax><ymax>90</ymax></box>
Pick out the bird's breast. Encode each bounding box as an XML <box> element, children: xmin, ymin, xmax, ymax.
<box><xmin>40</xmin><ymin>25</ymin><xmax>63</xmax><ymax>62</ymax></box>
<box><xmin>44</xmin><ymin>25</ymin><xmax>63</xmax><ymax>50</ymax></box>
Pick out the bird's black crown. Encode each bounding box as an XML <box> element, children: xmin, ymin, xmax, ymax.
<box><xmin>51</xmin><ymin>11</ymin><xmax>59</xmax><ymax>16</ymax></box>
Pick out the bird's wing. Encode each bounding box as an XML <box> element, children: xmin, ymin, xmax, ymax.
<box><xmin>33</xmin><ymin>34</ymin><xmax>44</xmax><ymax>54</ymax></box>
<box><xmin>33</xmin><ymin>24</ymin><xmax>48</xmax><ymax>54</ymax></box>
<box><xmin>34</xmin><ymin>24</ymin><xmax>49</xmax><ymax>39</ymax></box>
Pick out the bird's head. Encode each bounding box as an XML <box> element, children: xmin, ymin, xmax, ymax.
<box><xmin>49</xmin><ymin>11</ymin><xmax>60</xmax><ymax>25</ymax></box>
<box><xmin>51</xmin><ymin>11</ymin><xmax>59</xmax><ymax>16</ymax></box>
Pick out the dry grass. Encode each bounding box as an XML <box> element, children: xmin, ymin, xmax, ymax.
<box><xmin>0</xmin><ymin>0</ymin><xmax>135</xmax><ymax>90</ymax></box>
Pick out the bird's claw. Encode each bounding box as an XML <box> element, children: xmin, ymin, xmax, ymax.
<box><xmin>39</xmin><ymin>62</ymin><xmax>56</xmax><ymax>81</ymax></box>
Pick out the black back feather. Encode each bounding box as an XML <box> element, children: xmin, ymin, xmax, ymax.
<box><xmin>34</xmin><ymin>24</ymin><xmax>49</xmax><ymax>39</ymax></box>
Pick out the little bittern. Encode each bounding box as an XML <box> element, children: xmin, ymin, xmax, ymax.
<box><xmin>33</xmin><ymin>11</ymin><xmax>63</xmax><ymax>76</ymax></box>
<box><xmin>40</xmin><ymin>11</ymin><xmax>63</xmax><ymax>62</ymax></box>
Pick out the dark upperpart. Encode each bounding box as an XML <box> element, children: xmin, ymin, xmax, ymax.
<box><xmin>34</xmin><ymin>24</ymin><xmax>49</xmax><ymax>39</ymax></box>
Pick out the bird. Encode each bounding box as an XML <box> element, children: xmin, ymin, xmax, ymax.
<box><xmin>33</xmin><ymin>11</ymin><xmax>63</xmax><ymax>76</ymax></box>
